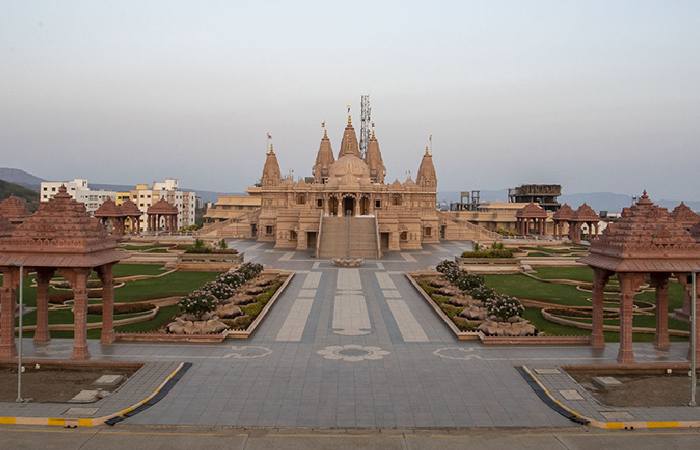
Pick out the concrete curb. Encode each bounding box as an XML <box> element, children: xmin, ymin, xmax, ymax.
<box><xmin>522</xmin><ymin>365</ymin><xmax>700</xmax><ymax>430</ymax></box>
<box><xmin>0</xmin><ymin>362</ymin><xmax>186</xmax><ymax>427</ymax></box>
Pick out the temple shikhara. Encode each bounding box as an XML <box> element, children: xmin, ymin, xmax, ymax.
<box><xmin>203</xmin><ymin>110</ymin><xmax>496</xmax><ymax>257</ymax></box>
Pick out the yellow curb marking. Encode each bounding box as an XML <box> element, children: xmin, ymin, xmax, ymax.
<box><xmin>0</xmin><ymin>362</ymin><xmax>185</xmax><ymax>428</ymax></box>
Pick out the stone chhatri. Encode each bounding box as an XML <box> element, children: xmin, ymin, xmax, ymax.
<box><xmin>671</xmin><ymin>202</ymin><xmax>700</xmax><ymax>230</ymax></box>
<box><xmin>0</xmin><ymin>195</ymin><xmax>30</xmax><ymax>224</ymax></box>
<box><xmin>580</xmin><ymin>191</ymin><xmax>700</xmax><ymax>364</ymax></box>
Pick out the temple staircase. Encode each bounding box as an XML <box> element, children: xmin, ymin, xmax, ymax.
<box><xmin>318</xmin><ymin>216</ymin><xmax>380</xmax><ymax>259</ymax></box>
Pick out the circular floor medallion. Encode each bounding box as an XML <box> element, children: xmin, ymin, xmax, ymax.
<box><xmin>317</xmin><ymin>344</ymin><xmax>390</xmax><ymax>362</ymax></box>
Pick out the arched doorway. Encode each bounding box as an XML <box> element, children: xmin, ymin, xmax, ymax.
<box><xmin>329</xmin><ymin>197</ymin><xmax>339</xmax><ymax>216</ymax></box>
<box><xmin>359</xmin><ymin>196</ymin><xmax>370</xmax><ymax>215</ymax></box>
<box><xmin>343</xmin><ymin>196</ymin><xmax>355</xmax><ymax>217</ymax></box>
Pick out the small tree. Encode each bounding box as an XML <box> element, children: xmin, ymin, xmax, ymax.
<box><xmin>218</xmin><ymin>239</ymin><xmax>228</xmax><ymax>250</ymax></box>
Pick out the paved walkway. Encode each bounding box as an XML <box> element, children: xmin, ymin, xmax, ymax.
<box><xmin>3</xmin><ymin>241</ymin><xmax>695</xmax><ymax>428</ymax></box>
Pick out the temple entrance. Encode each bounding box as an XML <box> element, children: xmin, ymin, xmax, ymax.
<box><xmin>329</xmin><ymin>197</ymin><xmax>339</xmax><ymax>216</ymax></box>
<box><xmin>343</xmin><ymin>196</ymin><xmax>355</xmax><ymax>217</ymax></box>
<box><xmin>359</xmin><ymin>196</ymin><xmax>370</xmax><ymax>216</ymax></box>
<box><xmin>439</xmin><ymin>224</ymin><xmax>446</xmax><ymax>239</ymax></box>
<box><xmin>251</xmin><ymin>223</ymin><xmax>257</xmax><ymax>237</ymax></box>
<box><xmin>380</xmin><ymin>232</ymin><xmax>390</xmax><ymax>250</ymax></box>
<box><xmin>306</xmin><ymin>231</ymin><xmax>317</xmax><ymax>252</ymax></box>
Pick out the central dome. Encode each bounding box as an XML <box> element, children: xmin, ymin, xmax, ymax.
<box><xmin>328</xmin><ymin>154</ymin><xmax>371</xmax><ymax>181</ymax></box>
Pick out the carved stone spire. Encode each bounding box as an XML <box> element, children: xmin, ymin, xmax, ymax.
<box><xmin>261</xmin><ymin>143</ymin><xmax>281</xmax><ymax>186</ymax></box>
<box><xmin>365</xmin><ymin>127</ymin><xmax>386</xmax><ymax>183</ymax></box>
<box><xmin>416</xmin><ymin>145</ymin><xmax>437</xmax><ymax>187</ymax></box>
<box><xmin>338</xmin><ymin>108</ymin><xmax>361</xmax><ymax>158</ymax></box>
<box><xmin>313</xmin><ymin>123</ymin><xmax>335</xmax><ymax>183</ymax></box>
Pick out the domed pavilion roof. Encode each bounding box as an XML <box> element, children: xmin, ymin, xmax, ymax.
<box><xmin>573</xmin><ymin>203</ymin><xmax>599</xmax><ymax>222</ymax></box>
<box><xmin>147</xmin><ymin>198</ymin><xmax>178</xmax><ymax>215</ymax></box>
<box><xmin>579</xmin><ymin>191</ymin><xmax>700</xmax><ymax>272</ymax></box>
<box><xmin>516</xmin><ymin>203</ymin><xmax>547</xmax><ymax>219</ymax></box>
<box><xmin>94</xmin><ymin>198</ymin><xmax>124</xmax><ymax>218</ymax></box>
<box><xmin>0</xmin><ymin>185</ymin><xmax>125</xmax><ymax>267</ymax></box>
<box><xmin>120</xmin><ymin>198</ymin><xmax>141</xmax><ymax>216</ymax></box>
<box><xmin>671</xmin><ymin>202</ymin><xmax>700</xmax><ymax>228</ymax></box>
<box><xmin>0</xmin><ymin>195</ymin><xmax>30</xmax><ymax>222</ymax></box>
<box><xmin>553</xmin><ymin>203</ymin><xmax>575</xmax><ymax>220</ymax></box>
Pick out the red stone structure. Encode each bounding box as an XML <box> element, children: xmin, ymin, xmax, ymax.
<box><xmin>146</xmin><ymin>198</ymin><xmax>178</xmax><ymax>234</ymax></box>
<box><xmin>570</xmin><ymin>204</ymin><xmax>599</xmax><ymax>243</ymax></box>
<box><xmin>120</xmin><ymin>198</ymin><xmax>143</xmax><ymax>234</ymax></box>
<box><xmin>94</xmin><ymin>198</ymin><xmax>125</xmax><ymax>236</ymax></box>
<box><xmin>580</xmin><ymin>192</ymin><xmax>700</xmax><ymax>364</ymax></box>
<box><xmin>0</xmin><ymin>195</ymin><xmax>30</xmax><ymax>225</ymax></box>
<box><xmin>0</xmin><ymin>186</ymin><xmax>124</xmax><ymax>360</ymax></box>
<box><xmin>515</xmin><ymin>203</ymin><xmax>548</xmax><ymax>236</ymax></box>
<box><xmin>552</xmin><ymin>203</ymin><xmax>575</xmax><ymax>240</ymax></box>
<box><xmin>671</xmin><ymin>202</ymin><xmax>700</xmax><ymax>232</ymax></box>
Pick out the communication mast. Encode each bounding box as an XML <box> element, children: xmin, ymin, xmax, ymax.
<box><xmin>359</xmin><ymin>95</ymin><xmax>371</xmax><ymax>159</ymax></box>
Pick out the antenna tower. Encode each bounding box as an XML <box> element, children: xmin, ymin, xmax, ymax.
<box><xmin>359</xmin><ymin>95</ymin><xmax>371</xmax><ymax>159</ymax></box>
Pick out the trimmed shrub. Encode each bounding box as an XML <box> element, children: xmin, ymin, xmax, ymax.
<box><xmin>238</xmin><ymin>262</ymin><xmax>263</xmax><ymax>280</ymax></box>
<box><xmin>468</xmin><ymin>285</ymin><xmax>496</xmax><ymax>301</ymax></box>
<box><xmin>201</xmin><ymin>281</ymin><xmax>236</xmax><ymax>302</ymax></box>
<box><xmin>87</xmin><ymin>303</ymin><xmax>155</xmax><ymax>315</ymax></box>
<box><xmin>453</xmin><ymin>272</ymin><xmax>485</xmax><ymax>292</ymax></box>
<box><xmin>216</xmin><ymin>271</ymin><xmax>246</xmax><ymax>288</ymax></box>
<box><xmin>486</xmin><ymin>295</ymin><xmax>524</xmax><ymax>322</ymax></box>
<box><xmin>178</xmin><ymin>290</ymin><xmax>218</xmax><ymax>319</ymax></box>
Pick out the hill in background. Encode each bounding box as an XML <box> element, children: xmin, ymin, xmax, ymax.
<box><xmin>0</xmin><ymin>179</ymin><xmax>40</xmax><ymax>211</ymax></box>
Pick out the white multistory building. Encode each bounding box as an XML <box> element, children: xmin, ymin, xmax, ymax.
<box><xmin>40</xmin><ymin>179</ymin><xmax>116</xmax><ymax>215</ymax></box>
<box><xmin>40</xmin><ymin>178</ymin><xmax>198</xmax><ymax>231</ymax></box>
<box><xmin>131</xmin><ymin>179</ymin><xmax>197</xmax><ymax>231</ymax></box>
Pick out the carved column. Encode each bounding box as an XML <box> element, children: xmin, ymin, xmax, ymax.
<box><xmin>71</xmin><ymin>269</ymin><xmax>90</xmax><ymax>360</ymax></box>
<box><xmin>0</xmin><ymin>267</ymin><xmax>19</xmax><ymax>359</ymax></box>
<box><xmin>591</xmin><ymin>268</ymin><xmax>611</xmax><ymax>349</ymax></box>
<box><xmin>98</xmin><ymin>264</ymin><xmax>115</xmax><ymax>345</ymax></box>
<box><xmin>34</xmin><ymin>268</ymin><xmax>55</xmax><ymax>345</ymax></box>
<box><xmin>651</xmin><ymin>273</ymin><xmax>670</xmax><ymax>351</ymax></box>
<box><xmin>617</xmin><ymin>273</ymin><xmax>643</xmax><ymax>364</ymax></box>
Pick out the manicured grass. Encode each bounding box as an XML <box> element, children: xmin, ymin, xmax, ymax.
<box><xmin>111</xmin><ymin>263</ymin><xmax>168</xmax><ymax>277</ymax></box>
<box><xmin>484</xmin><ymin>274</ymin><xmax>591</xmax><ymax>306</ymax></box>
<box><xmin>115</xmin><ymin>305</ymin><xmax>180</xmax><ymax>333</ymax></box>
<box><xmin>114</xmin><ymin>271</ymin><xmax>220</xmax><ymax>302</ymax></box>
<box><xmin>635</xmin><ymin>282</ymin><xmax>685</xmax><ymax>312</ymax></box>
<box><xmin>534</xmin><ymin>266</ymin><xmax>594</xmax><ymax>282</ymax></box>
<box><xmin>522</xmin><ymin>308</ymin><xmax>588</xmax><ymax>336</ymax></box>
<box><xmin>120</xmin><ymin>243</ymin><xmax>173</xmax><ymax>251</ymax></box>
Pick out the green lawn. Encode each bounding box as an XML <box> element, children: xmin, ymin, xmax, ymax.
<box><xmin>114</xmin><ymin>271</ymin><xmax>220</xmax><ymax>302</ymax></box>
<box><xmin>484</xmin><ymin>273</ymin><xmax>591</xmax><ymax>306</ymax></box>
<box><xmin>534</xmin><ymin>266</ymin><xmax>594</xmax><ymax>282</ymax></box>
<box><xmin>111</xmin><ymin>263</ymin><xmax>168</xmax><ymax>277</ymax></box>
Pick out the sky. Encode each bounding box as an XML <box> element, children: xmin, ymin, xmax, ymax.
<box><xmin>1</xmin><ymin>0</ymin><xmax>699</xmax><ymax>199</ymax></box>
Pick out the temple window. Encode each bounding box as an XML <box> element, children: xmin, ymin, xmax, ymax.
<box><xmin>317</xmin><ymin>198</ymin><xmax>324</xmax><ymax>208</ymax></box>
<box><xmin>265</xmin><ymin>225</ymin><xmax>273</xmax><ymax>236</ymax></box>
<box><xmin>375</xmin><ymin>200</ymin><xmax>381</xmax><ymax>209</ymax></box>
<box><xmin>289</xmin><ymin>230</ymin><xmax>297</xmax><ymax>241</ymax></box>
<box><xmin>296</xmin><ymin>194</ymin><xmax>306</xmax><ymax>205</ymax></box>
<box><xmin>400</xmin><ymin>231</ymin><xmax>408</xmax><ymax>241</ymax></box>
<box><xmin>424</xmin><ymin>227</ymin><xmax>432</xmax><ymax>237</ymax></box>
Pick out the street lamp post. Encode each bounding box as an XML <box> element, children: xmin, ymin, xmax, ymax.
<box><xmin>691</xmin><ymin>272</ymin><xmax>697</xmax><ymax>407</ymax></box>
<box><xmin>16</xmin><ymin>264</ymin><xmax>24</xmax><ymax>403</ymax></box>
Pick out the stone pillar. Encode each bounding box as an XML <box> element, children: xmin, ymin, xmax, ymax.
<box><xmin>651</xmin><ymin>273</ymin><xmax>670</xmax><ymax>351</ymax></box>
<box><xmin>71</xmin><ymin>269</ymin><xmax>90</xmax><ymax>360</ymax></box>
<box><xmin>34</xmin><ymin>268</ymin><xmax>55</xmax><ymax>345</ymax></box>
<box><xmin>591</xmin><ymin>268</ymin><xmax>611</xmax><ymax>349</ymax></box>
<box><xmin>99</xmin><ymin>264</ymin><xmax>115</xmax><ymax>345</ymax></box>
<box><xmin>0</xmin><ymin>267</ymin><xmax>19</xmax><ymax>359</ymax></box>
<box><xmin>617</xmin><ymin>273</ymin><xmax>643</xmax><ymax>364</ymax></box>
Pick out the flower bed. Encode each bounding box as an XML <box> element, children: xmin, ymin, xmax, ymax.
<box><xmin>115</xmin><ymin>263</ymin><xmax>293</xmax><ymax>341</ymax></box>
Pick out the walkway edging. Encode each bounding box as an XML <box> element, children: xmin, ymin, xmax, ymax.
<box><xmin>0</xmin><ymin>362</ymin><xmax>188</xmax><ymax>428</ymax></box>
<box><xmin>521</xmin><ymin>365</ymin><xmax>700</xmax><ymax>430</ymax></box>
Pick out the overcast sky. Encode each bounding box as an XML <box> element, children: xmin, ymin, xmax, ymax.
<box><xmin>1</xmin><ymin>0</ymin><xmax>699</xmax><ymax>199</ymax></box>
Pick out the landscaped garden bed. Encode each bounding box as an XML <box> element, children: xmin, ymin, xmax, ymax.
<box><xmin>115</xmin><ymin>262</ymin><xmax>293</xmax><ymax>342</ymax></box>
<box><xmin>409</xmin><ymin>260</ymin><xmax>591</xmax><ymax>344</ymax></box>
